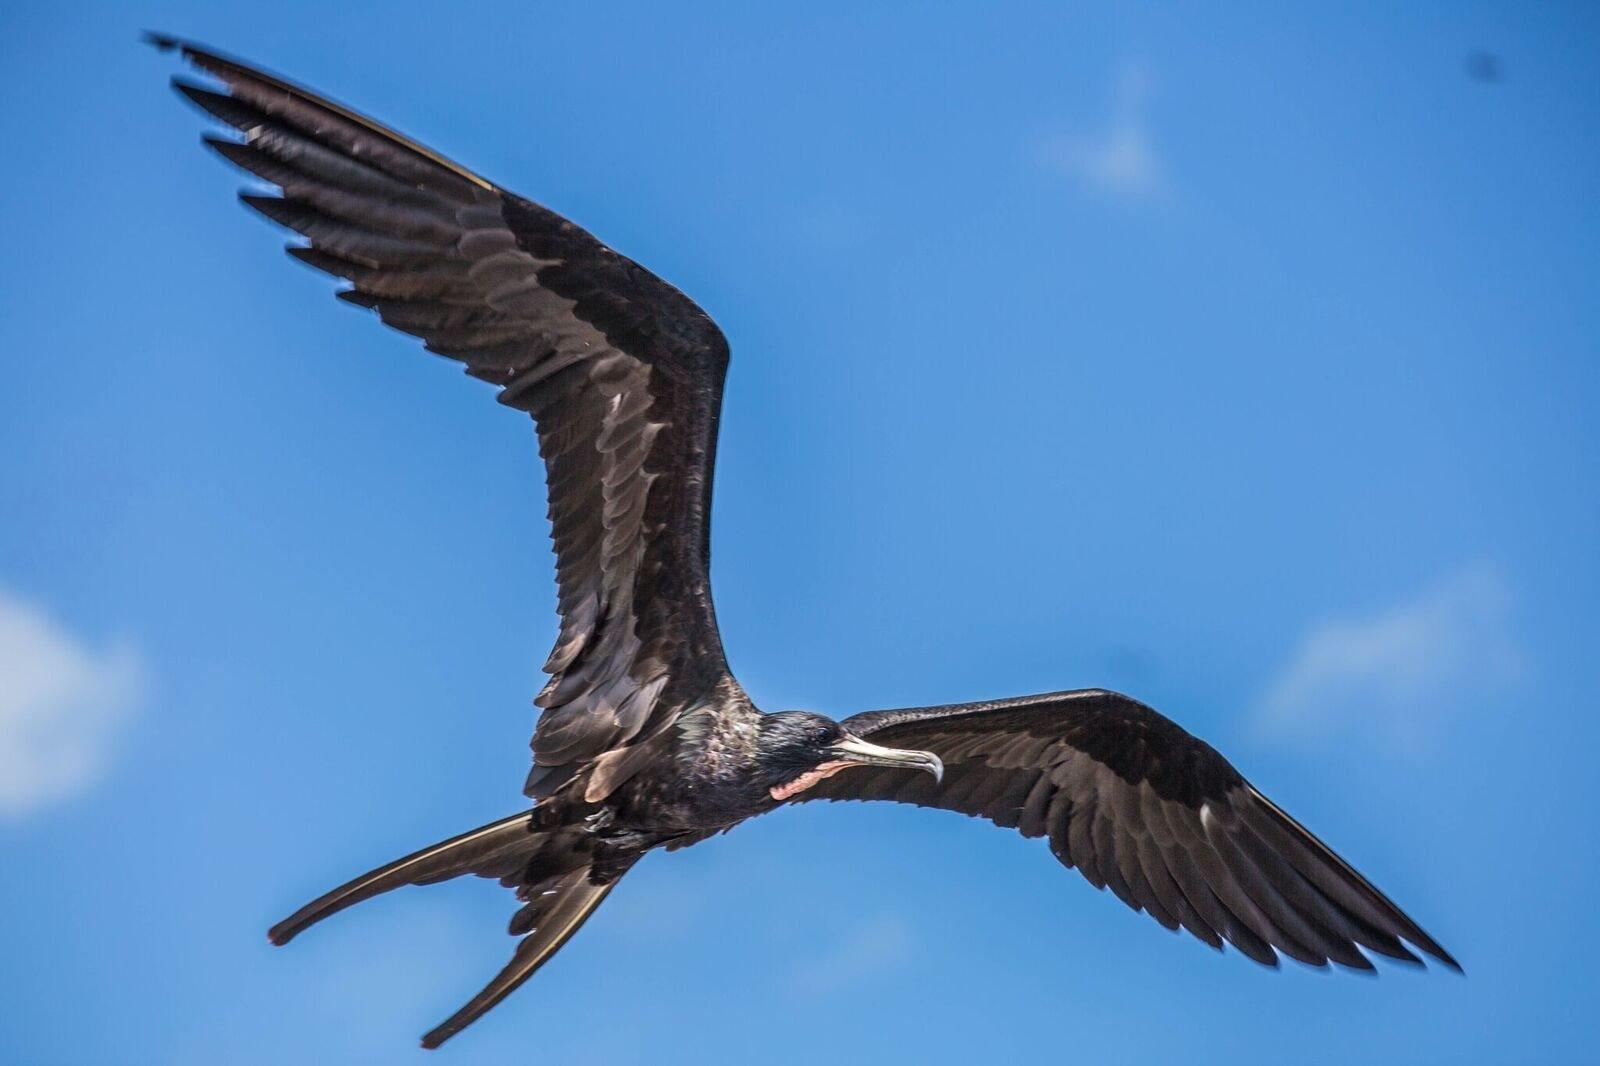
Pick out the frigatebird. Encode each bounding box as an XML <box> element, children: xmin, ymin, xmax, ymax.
<box><xmin>150</xmin><ymin>35</ymin><xmax>1459</xmax><ymax>1049</ymax></box>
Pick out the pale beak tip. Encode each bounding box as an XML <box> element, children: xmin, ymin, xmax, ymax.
<box><xmin>830</xmin><ymin>735</ymin><xmax>946</xmax><ymax>785</ymax></box>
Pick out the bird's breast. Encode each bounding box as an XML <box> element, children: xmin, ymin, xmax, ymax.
<box><xmin>607</xmin><ymin>713</ymin><xmax>768</xmax><ymax>834</ymax></box>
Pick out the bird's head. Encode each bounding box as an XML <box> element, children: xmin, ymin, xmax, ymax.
<box><xmin>757</xmin><ymin>711</ymin><xmax>943</xmax><ymax>802</ymax></box>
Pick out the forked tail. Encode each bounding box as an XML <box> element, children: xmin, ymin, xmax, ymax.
<box><xmin>421</xmin><ymin>865</ymin><xmax>621</xmax><ymax>1048</ymax></box>
<box><xmin>268</xmin><ymin>809</ymin><xmax>630</xmax><ymax>1048</ymax></box>
<box><xmin>268</xmin><ymin>811</ymin><xmax>543</xmax><ymax>946</ymax></box>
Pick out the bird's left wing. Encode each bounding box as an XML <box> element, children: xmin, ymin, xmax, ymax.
<box><xmin>798</xmin><ymin>689</ymin><xmax>1458</xmax><ymax>972</ymax></box>
<box><xmin>152</xmin><ymin>36</ymin><xmax>739</xmax><ymax>801</ymax></box>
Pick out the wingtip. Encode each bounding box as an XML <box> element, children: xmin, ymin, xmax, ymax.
<box><xmin>1407</xmin><ymin>929</ymin><xmax>1462</xmax><ymax>974</ymax></box>
<box><xmin>141</xmin><ymin>30</ymin><xmax>182</xmax><ymax>52</ymax></box>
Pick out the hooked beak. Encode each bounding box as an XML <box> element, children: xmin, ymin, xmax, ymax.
<box><xmin>828</xmin><ymin>734</ymin><xmax>944</xmax><ymax>783</ymax></box>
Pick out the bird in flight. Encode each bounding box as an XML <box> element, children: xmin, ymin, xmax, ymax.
<box><xmin>150</xmin><ymin>35</ymin><xmax>1459</xmax><ymax>1049</ymax></box>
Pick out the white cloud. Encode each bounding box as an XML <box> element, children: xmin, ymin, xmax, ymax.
<box><xmin>0</xmin><ymin>589</ymin><xmax>143</xmax><ymax>816</ymax></box>
<box><xmin>1253</xmin><ymin>565</ymin><xmax>1520</xmax><ymax>749</ymax></box>
<box><xmin>787</xmin><ymin>913</ymin><xmax>913</xmax><ymax>997</ymax></box>
<box><xmin>1036</xmin><ymin>64</ymin><xmax>1166</xmax><ymax>198</ymax></box>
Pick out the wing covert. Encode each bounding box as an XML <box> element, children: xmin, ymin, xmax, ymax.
<box><xmin>802</xmin><ymin>689</ymin><xmax>1458</xmax><ymax>972</ymax></box>
<box><xmin>156</xmin><ymin>36</ymin><xmax>735</xmax><ymax>799</ymax></box>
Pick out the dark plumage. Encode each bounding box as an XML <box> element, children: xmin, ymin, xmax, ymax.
<box><xmin>150</xmin><ymin>35</ymin><xmax>1459</xmax><ymax>1050</ymax></box>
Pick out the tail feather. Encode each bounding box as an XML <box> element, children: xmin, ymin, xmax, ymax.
<box><xmin>268</xmin><ymin>806</ymin><xmax>624</xmax><ymax>1048</ymax></box>
<box><xmin>267</xmin><ymin>810</ymin><xmax>540</xmax><ymax>946</ymax></box>
<box><xmin>420</xmin><ymin>864</ymin><xmax>626</xmax><ymax>1049</ymax></box>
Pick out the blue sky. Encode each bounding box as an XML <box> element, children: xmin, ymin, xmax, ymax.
<box><xmin>3</xmin><ymin>2</ymin><xmax>1597</xmax><ymax>1062</ymax></box>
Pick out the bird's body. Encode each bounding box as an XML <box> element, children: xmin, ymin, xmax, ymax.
<box><xmin>589</xmin><ymin>685</ymin><xmax>771</xmax><ymax>842</ymax></box>
<box><xmin>151</xmin><ymin>35</ymin><xmax>1459</xmax><ymax>1050</ymax></box>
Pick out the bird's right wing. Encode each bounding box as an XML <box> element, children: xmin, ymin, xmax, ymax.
<box><xmin>799</xmin><ymin>688</ymin><xmax>1458</xmax><ymax>972</ymax></box>
<box><xmin>154</xmin><ymin>37</ymin><xmax>740</xmax><ymax>800</ymax></box>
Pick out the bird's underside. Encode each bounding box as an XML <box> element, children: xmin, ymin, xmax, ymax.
<box><xmin>152</xmin><ymin>35</ymin><xmax>1458</xmax><ymax>1050</ymax></box>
